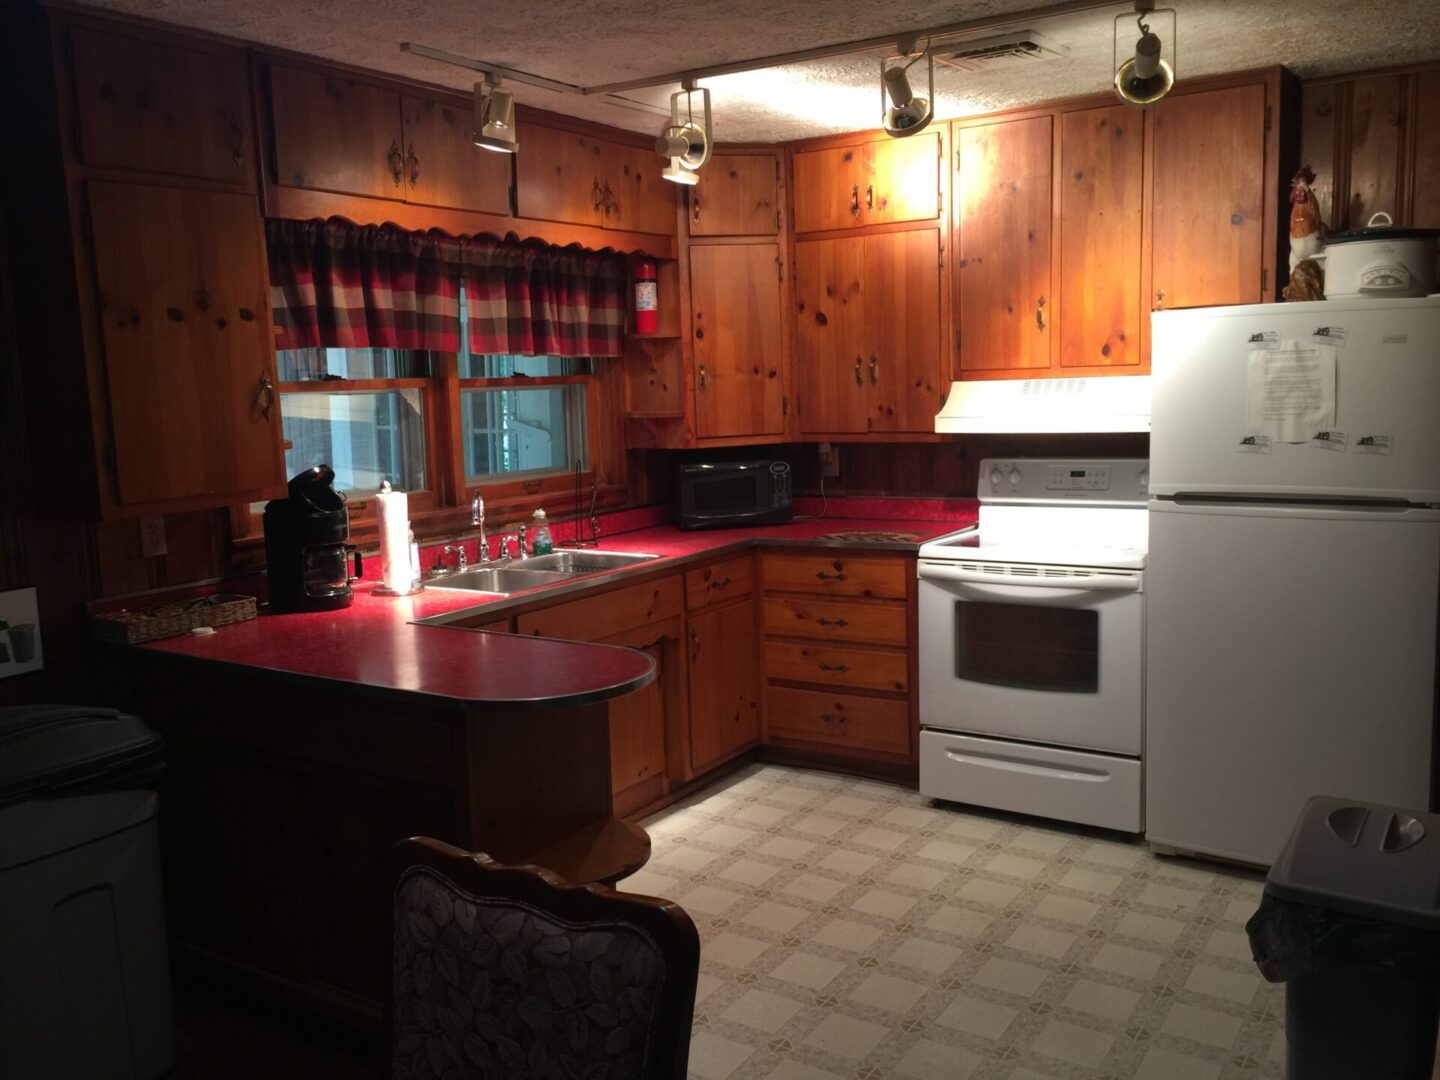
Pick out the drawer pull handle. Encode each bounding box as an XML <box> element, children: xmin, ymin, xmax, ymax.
<box><xmin>850</xmin><ymin>184</ymin><xmax>860</xmax><ymax>218</ymax></box>
<box><xmin>819</xmin><ymin>662</ymin><xmax>850</xmax><ymax>672</ymax></box>
<box><xmin>710</xmin><ymin>576</ymin><xmax>731</xmax><ymax>589</ymax></box>
<box><xmin>816</xmin><ymin>571</ymin><xmax>847</xmax><ymax>581</ymax></box>
<box><xmin>819</xmin><ymin>713</ymin><xmax>849</xmax><ymax>725</ymax></box>
<box><xmin>815</xmin><ymin>617</ymin><xmax>848</xmax><ymax>627</ymax></box>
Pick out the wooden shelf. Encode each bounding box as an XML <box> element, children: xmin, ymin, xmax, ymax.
<box><xmin>522</xmin><ymin>816</ymin><xmax>651</xmax><ymax>886</ymax></box>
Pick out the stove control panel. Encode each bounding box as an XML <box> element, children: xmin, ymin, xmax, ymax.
<box><xmin>978</xmin><ymin>459</ymin><xmax>1150</xmax><ymax>503</ymax></box>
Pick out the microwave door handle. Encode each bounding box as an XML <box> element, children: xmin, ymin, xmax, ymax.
<box><xmin>918</xmin><ymin>562</ymin><xmax>1141</xmax><ymax>593</ymax></box>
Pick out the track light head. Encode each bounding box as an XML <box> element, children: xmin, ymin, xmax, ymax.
<box><xmin>656</xmin><ymin>85</ymin><xmax>712</xmax><ymax>184</ymax></box>
<box><xmin>1113</xmin><ymin>5</ymin><xmax>1176</xmax><ymax>108</ymax></box>
<box><xmin>881</xmin><ymin>51</ymin><xmax>933</xmax><ymax>138</ymax></box>
<box><xmin>473</xmin><ymin>78</ymin><xmax>518</xmax><ymax>153</ymax></box>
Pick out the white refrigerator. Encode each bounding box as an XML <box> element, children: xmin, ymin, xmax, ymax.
<box><xmin>1146</xmin><ymin>297</ymin><xmax>1440</xmax><ymax>867</ymax></box>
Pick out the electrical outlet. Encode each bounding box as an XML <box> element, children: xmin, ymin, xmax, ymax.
<box><xmin>818</xmin><ymin>442</ymin><xmax>841</xmax><ymax>478</ymax></box>
<box><xmin>139</xmin><ymin>516</ymin><xmax>167</xmax><ymax>558</ymax></box>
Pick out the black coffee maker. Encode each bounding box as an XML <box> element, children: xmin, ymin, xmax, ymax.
<box><xmin>263</xmin><ymin>465</ymin><xmax>363</xmax><ymax>612</ymax></box>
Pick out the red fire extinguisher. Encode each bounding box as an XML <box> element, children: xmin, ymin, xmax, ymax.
<box><xmin>634</xmin><ymin>259</ymin><xmax>658</xmax><ymax>334</ymax></box>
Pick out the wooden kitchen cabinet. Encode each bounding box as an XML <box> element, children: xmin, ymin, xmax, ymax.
<box><xmin>86</xmin><ymin>180</ymin><xmax>285</xmax><ymax>507</ymax></box>
<box><xmin>1413</xmin><ymin>71</ymin><xmax>1440</xmax><ymax>229</ymax></box>
<box><xmin>690</xmin><ymin>152</ymin><xmax>780</xmax><ymax>236</ymax></box>
<box><xmin>791</xmin><ymin>133</ymin><xmax>941</xmax><ymax>233</ymax></box>
<box><xmin>68</xmin><ymin>24</ymin><xmax>254</xmax><ymax>189</ymax></box>
<box><xmin>268</xmin><ymin>64</ymin><xmax>405</xmax><ymax>199</ymax></box>
<box><xmin>794</xmin><ymin>232</ymin><xmax>942</xmax><ymax>434</ymax></box>
<box><xmin>690</xmin><ymin>243</ymin><xmax>786</xmax><ymax>438</ymax></box>
<box><xmin>515</xmin><ymin>122</ymin><xmax>675</xmax><ymax>235</ymax></box>
<box><xmin>688</xmin><ymin>594</ymin><xmax>761</xmax><ymax>773</ymax></box>
<box><xmin>400</xmin><ymin>94</ymin><xmax>512</xmax><ymax>215</ymax></box>
<box><xmin>954</xmin><ymin>115</ymin><xmax>1054</xmax><ymax>374</ymax></box>
<box><xmin>686</xmin><ymin>554</ymin><xmax>756</xmax><ymax>611</ymax></box>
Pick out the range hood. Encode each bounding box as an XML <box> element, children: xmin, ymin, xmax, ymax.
<box><xmin>934</xmin><ymin>376</ymin><xmax>1152</xmax><ymax>434</ymax></box>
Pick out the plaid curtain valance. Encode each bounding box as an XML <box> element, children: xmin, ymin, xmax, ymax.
<box><xmin>265</xmin><ymin>219</ymin><xmax>627</xmax><ymax>358</ymax></box>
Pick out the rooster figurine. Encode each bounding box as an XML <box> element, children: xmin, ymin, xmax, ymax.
<box><xmin>1288</xmin><ymin>165</ymin><xmax>1326</xmax><ymax>272</ymax></box>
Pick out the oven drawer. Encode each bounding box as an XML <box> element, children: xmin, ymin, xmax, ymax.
<box><xmin>763</xmin><ymin>596</ymin><xmax>907</xmax><ymax>646</ymax></box>
<box><xmin>764</xmin><ymin>554</ymin><xmax>907</xmax><ymax>599</ymax></box>
<box><xmin>766</xmin><ymin>642</ymin><xmax>908</xmax><ymax>693</ymax></box>
<box><xmin>920</xmin><ymin>730</ymin><xmax>1142</xmax><ymax>833</ymax></box>
<box><xmin>767</xmin><ymin>687</ymin><xmax>910</xmax><ymax>755</ymax></box>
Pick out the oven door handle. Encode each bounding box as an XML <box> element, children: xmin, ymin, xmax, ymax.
<box><xmin>918</xmin><ymin>562</ymin><xmax>1141</xmax><ymax>592</ymax></box>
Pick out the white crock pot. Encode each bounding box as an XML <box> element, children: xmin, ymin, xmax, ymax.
<box><xmin>1323</xmin><ymin>212</ymin><xmax>1439</xmax><ymax>300</ymax></box>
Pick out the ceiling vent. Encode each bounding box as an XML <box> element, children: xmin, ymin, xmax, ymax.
<box><xmin>934</xmin><ymin>30</ymin><xmax>1069</xmax><ymax>73</ymax></box>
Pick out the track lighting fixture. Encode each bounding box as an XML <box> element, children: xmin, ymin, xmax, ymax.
<box><xmin>881</xmin><ymin>42</ymin><xmax>934</xmax><ymax>138</ymax></box>
<box><xmin>1113</xmin><ymin>1</ymin><xmax>1176</xmax><ymax>108</ymax></box>
<box><xmin>473</xmin><ymin>75</ymin><xmax>518</xmax><ymax>153</ymax></box>
<box><xmin>656</xmin><ymin>83</ymin><xmax>712</xmax><ymax>185</ymax></box>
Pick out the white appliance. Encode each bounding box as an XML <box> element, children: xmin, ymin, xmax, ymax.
<box><xmin>934</xmin><ymin>376</ymin><xmax>1151</xmax><ymax>433</ymax></box>
<box><xmin>1147</xmin><ymin>297</ymin><xmax>1440</xmax><ymax>867</ymax></box>
<box><xmin>918</xmin><ymin>459</ymin><xmax>1150</xmax><ymax>832</ymax></box>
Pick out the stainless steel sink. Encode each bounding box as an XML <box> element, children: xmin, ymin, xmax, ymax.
<box><xmin>425</xmin><ymin>566</ymin><xmax>572</xmax><ymax>594</ymax></box>
<box><xmin>523</xmin><ymin>551</ymin><xmax>661</xmax><ymax>574</ymax></box>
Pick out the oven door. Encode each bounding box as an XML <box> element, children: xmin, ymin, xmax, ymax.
<box><xmin>918</xmin><ymin>560</ymin><xmax>1143</xmax><ymax>755</ymax></box>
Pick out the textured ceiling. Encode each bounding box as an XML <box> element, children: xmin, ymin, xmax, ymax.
<box><xmin>93</xmin><ymin>0</ymin><xmax>1440</xmax><ymax>142</ymax></box>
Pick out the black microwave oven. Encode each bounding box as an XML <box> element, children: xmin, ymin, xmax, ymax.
<box><xmin>677</xmin><ymin>460</ymin><xmax>793</xmax><ymax>530</ymax></box>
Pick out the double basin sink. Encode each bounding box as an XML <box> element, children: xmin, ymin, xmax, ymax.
<box><xmin>424</xmin><ymin>550</ymin><xmax>660</xmax><ymax>595</ymax></box>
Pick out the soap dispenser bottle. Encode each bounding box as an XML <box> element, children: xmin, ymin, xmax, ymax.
<box><xmin>531</xmin><ymin>509</ymin><xmax>554</xmax><ymax>556</ymax></box>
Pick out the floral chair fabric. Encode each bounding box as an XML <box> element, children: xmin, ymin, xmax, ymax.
<box><xmin>392</xmin><ymin>865</ymin><xmax>672</xmax><ymax>1080</ymax></box>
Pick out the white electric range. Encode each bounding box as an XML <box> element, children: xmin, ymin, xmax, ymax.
<box><xmin>917</xmin><ymin>459</ymin><xmax>1149</xmax><ymax>833</ymax></box>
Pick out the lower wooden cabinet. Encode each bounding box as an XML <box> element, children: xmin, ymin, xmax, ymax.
<box><xmin>767</xmin><ymin>687</ymin><xmax>910</xmax><ymax>755</ymax></box>
<box><xmin>688</xmin><ymin>592</ymin><xmax>761</xmax><ymax>773</ymax></box>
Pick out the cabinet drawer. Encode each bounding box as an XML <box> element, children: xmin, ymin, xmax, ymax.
<box><xmin>763</xmin><ymin>596</ymin><xmax>906</xmax><ymax>646</ymax></box>
<box><xmin>686</xmin><ymin>555</ymin><xmax>754</xmax><ymax>610</ymax></box>
<box><xmin>765</xmin><ymin>641</ymin><xmax>908</xmax><ymax>693</ymax></box>
<box><xmin>516</xmin><ymin>576</ymin><xmax>683</xmax><ymax>641</ymax></box>
<box><xmin>767</xmin><ymin>687</ymin><xmax>910</xmax><ymax>755</ymax></box>
<box><xmin>763</xmin><ymin>554</ymin><xmax>907</xmax><ymax>600</ymax></box>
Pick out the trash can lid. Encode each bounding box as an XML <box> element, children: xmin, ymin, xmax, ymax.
<box><xmin>0</xmin><ymin>705</ymin><xmax>164</xmax><ymax>806</ymax></box>
<box><xmin>1267</xmin><ymin>795</ymin><xmax>1440</xmax><ymax>930</ymax></box>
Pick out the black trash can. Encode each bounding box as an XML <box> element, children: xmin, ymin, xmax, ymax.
<box><xmin>0</xmin><ymin>705</ymin><xmax>174</xmax><ymax>1079</ymax></box>
<box><xmin>1247</xmin><ymin>795</ymin><xmax>1440</xmax><ymax>1080</ymax></box>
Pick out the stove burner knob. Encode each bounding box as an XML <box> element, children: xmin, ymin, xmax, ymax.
<box><xmin>989</xmin><ymin>467</ymin><xmax>1003</xmax><ymax>488</ymax></box>
<box><xmin>1008</xmin><ymin>468</ymin><xmax>1022</xmax><ymax>486</ymax></box>
<box><xmin>1138</xmin><ymin>469</ymin><xmax>1149</xmax><ymax>493</ymax></box>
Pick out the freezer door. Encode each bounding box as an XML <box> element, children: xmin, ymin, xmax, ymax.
<box><xmin>1150</xmin><ymin>298</ymin><xmax>1440</xmax><ymax>503</ymax></box>
<box><xmin>1145</xmin><ymin>500</ymin><xmax>1440</xmax><ymax>866</ymax></box>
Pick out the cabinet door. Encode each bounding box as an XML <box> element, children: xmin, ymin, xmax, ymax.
<box><xmin>1150</xmin><ymin>83</ymin><xmax>1267</xmax><ymax>310</ymax></box>
<box><xmin>690</xmin><ymin>152</ymin><xmax>779</xmax><ymax>236</ymax></box>
<box><xmin>1344</xmin><ymin>75</ymin><xmax>1405</xmax><ymax>230</ymax></box>
<box><xmin>606</xmin><ymin>637</ymin><xmax>667</xmax><ymax>796</ymax></box>
<box><xmin>864</xmin><ymin>229</ymin><xmax>942</xmax><ymax>432</ymax></box>
<box><xmin>688</xmin><ymin>597</ymin><xmax>760</xmax><ymax>772</ymax></box>
<box><xmin>955</xmin><ymin>116</ymin><xmax>1053</xmax><ymax>373</ymax></box>
<box><xmin>791</xmin><ymin>145</ymin><xmax>863</xmax><ymax>233</ymax></box>
<box><xmin>88</xmin><ymin>182</ymin><xmax>284</xmax><ymax>506</ymax></box>
<box><xmin>514</xmin><ymin>124</ymin><xmax>605</xmax><ymax>227</ymax></box>
<box><xmin>269</xmin><ymin>65</ymin><xmax>404</xmax><ymax>199</ymax></box>
<box><xmin>864</xmin><ymin>133</ymin><xmax>941</xmax><ymax>226</ymax></box>
<box><xmin>1413</xmin><ymin>72</ymin><xmax>1440</xmax><ymax>229</ymax></box>
<box><xmin>690</xmin><ymin>243</ymin><xmax>785</xmax><ymax>438</ymax></box>
<box><xmin>400</xmin><ymin>94</ymin><xmax>512</xmax><ymax>215</ymax></box>
<box><xmin>602</xmin><ymin>141</ymin><xmax>678</xmax><ymax>235</ymax></box>
<box><xmin>70</xmin><ymin>27</ymin><xmax>252</xmax><ymax>188</ymax></box>
<box><xmin>1058</xmin><ymin>106</ymin><xmax>1144</xmax><ymax>368</ymax></box>
<box><xmin>794</xmin><ymin>237</ymin><xmax>868</xmax><ymax>434</ymax></box>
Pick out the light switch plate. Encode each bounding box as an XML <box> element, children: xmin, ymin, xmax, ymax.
<box><xmin>139</xmin><ymin>516</ymin><xmax>167</xmax><ymax>558</ymax></box>
<box><xmin>0</xmin><ymin>587</ymin><xmax>43</xmax><ymax>678</ymax></box>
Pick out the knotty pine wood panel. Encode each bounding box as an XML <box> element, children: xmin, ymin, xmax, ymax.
<box><xmin>955</xmin><ymin>116</ymin><xmax>1053</xmax><ymax>372</ymax></box>
<box><xmin>70</xmin><ymin>26</ymin><xmax>254</xmax><ymax>188</ymax></box>
<box><xmin>1149</xmin><ymin>83</ymin><xmax>1267</xmax><ymax>310</ymax></box>
<box><xmin>1058</xmin><ymin>105</ymin><xmax>1144</xmax><ymax>369</ymax></box>
<box><xmin>400</xmin><ymin>94</ymin><xmax>512</xmax><ymax>215</ymax></box>
<box><xmin>766</xmin><ymin>641</ymin><xmax>908</xmax><ymax>694</ymax></box>
<box><xmin>1414</xmin><ymin>71</ymin><xmax>1440</xmax><ymax>229</ymax></box>
<box><xmin>763</xmin><ymin>553</ymin><xmax>907</xmax><ymax>600</ymax></box>
<box><xmin>685</xmin><ymin>555</ymin><xmax>756</xmax><ymax>611</ymax></box>
<box><xmin>688</xmin><ymin>595</ymin><xmax>760</xmax><ymax>772</ymax></box>
<box><xmin>689</xmin><ymin>152</ymin><xmax>780</xmax><ymax>236</ymax></box>
<box><xmin>1299</xmin><ymin>80</ymin><xmax>1342</xmax><ymax>230</ymax></box>
<box><xmin>269</xmin><ymin>65</ymin><xmax>404</xmax><ymax>199</ymax></box>
<box><xmin>766</xmin><ymin>686</ymin><xmax>910</xmax><ymax>755</ymax></box>
<box><xmin>794</xmin><ymin>236</ymin><xmax>867</xmax><ymax>433</ymax></box>
<box><xmin>864</xmin><ymin>133</ymin><xmax>942</xmax><ymax>226</ymax></box>
<box><xmin>1345</xmin><ymin>75</ymin><xmax>1406</xmax><ymax>229</ymax></box>
<box><xmin>515</xmin><ymin>575</ymin><xmax>683</xmax><ymax>640</ymax></box>
<box><xmin>514</xmin><ymin>123</ymin><xmax>606</xmax><ymax>228</ymax></box>
<box><xmin>791</xmin><ymin>143</ymin><xmax>864</xmax><ymax>233</ymax></box>
<box><xmin>602</xmin><ymin>140</ymin><xmax>678</xmax><ymax>236</ymax></box>
<box><xmin>690</xmin><ymin>243</ymin><xmax>785</xmax><ymax>438</ymax></box>
<box><xmin>864</xmin><ymin>229</ymin><xmax>943</xmax><ymax>432</ymax></box>
<box><xmin>763</xmin><ymin>595</ymin><xmax>908</xmax><ymax>646</ymax></box>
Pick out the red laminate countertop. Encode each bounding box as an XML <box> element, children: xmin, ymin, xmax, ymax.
<box><xmin>135</xmin><ymin>502</ymin><xmax>977</xmax><ymax>710</ymax></box>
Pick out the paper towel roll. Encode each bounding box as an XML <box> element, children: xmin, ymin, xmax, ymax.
<box><xmin>377</xmin><ymin>482</ymin><xmax>412</xmax><ymax>593</ymax></box>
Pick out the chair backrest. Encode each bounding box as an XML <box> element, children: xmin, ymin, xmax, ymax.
<box><xmin>388</xmin><ymin>837</ymin><xmax>699</xmax><ymax>1080</ymax></box>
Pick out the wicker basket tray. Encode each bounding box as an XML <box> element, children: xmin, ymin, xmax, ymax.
<box><xmin>92</xmin><ymin>593</ymin><xmax>258</xmax><ymax>644</ymax></box>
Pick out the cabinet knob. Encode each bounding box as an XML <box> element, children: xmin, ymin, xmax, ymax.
<box><xmin>406</xmin><ymin>145</ymin><xmax>420</xmax><ymax>187</ymax></box>
<box><xmin>851</xmin><ymin>184</ymin><xmax>861</xmax><ymax>218</ymax></box>
<box><xmin>1154</xmin><ymin>288</ymin><xmax>1166</xmax><ymax>311</ymax></box>
<box><xmin>869</xmin><ymin>353</ymin><xmax>879</xmax><ymax>385</ymax></box>
<box><xmin>866</xmin><ymin>183</ymin><xmax>875</xmax><ymax>212</ymax></box>
<box><xmin>692</xmin><ymin>193</ymin><xmax>701</xmax><ymax>224</ymax></box>
<box><xmin>592</xmin><ymin>178</ymin><xmax>603</xmax><ymax>212</ymax></box>
<box><xmin>853</xmin><ymin>355</ymin><xmax>863</xmax><ymax>387</ymax></box>
<box><xmin>1036</xmin><ymin>295</ymin><xmax>1046</xmax><ymax>331</ymax></box>
<box><xmin>815</xmin><ymin>570</ymin><xmax>846</xmax><ymax>582</ymax></box>
<box><xmin>388</xmin><ymin>141</ymin><xmax>404</xmax><ymax>187</ymax></box>
<box><xmin>697</xmin><ymin>364</ymin><xmax>707</xmax><ymax>392</ymax></box>
<box><xmin>254</xmin><ymin>372</ymin><xmax>275</xmax><ymax>421</ymax></box>
<box><xmin>710</xmin><ymin>576</ymin><xmax>731</xmax><ymax>589</ymax></box>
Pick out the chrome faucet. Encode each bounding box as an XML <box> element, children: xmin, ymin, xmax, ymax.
<box><xmin>442</xmin><ymin>544</ymin><xmax>468</xmax><ymax>573</ymax></box>
<box><xmin>471</xmin><ymin>492</ymin><xmax>486</xmax><ymax>555</ymax></box>
<box><xmin>514</xmin><ymin>523</ymin><xmax>528</xmax><ymax>560</ymax></box>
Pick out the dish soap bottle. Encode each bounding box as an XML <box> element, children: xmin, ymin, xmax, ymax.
<box><xmin>531</xmin><ymin>509</ymin><xmax>554</xmax><ymax>556</ymax></box>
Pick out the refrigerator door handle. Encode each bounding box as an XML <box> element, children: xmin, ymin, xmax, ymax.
<box><xmin>1150</xmin><ymin>499</ymin><xmax>1440</xmax><ymax>524</ymax></box>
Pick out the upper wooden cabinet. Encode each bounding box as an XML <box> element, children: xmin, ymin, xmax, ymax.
<box><xmin>791</xmin><ymin>133</ymin><xmax>941</xmax><ymax>233</ymax></box>
<box><xmin>515</xmin><ymin>123</ymin><xmax>675</xmax><ymax>236</ymax></box>
<box><xmin>267</xmin><ymin>64</ymin><xmax>511</xmax><ymax>215</ymax></box>
<box><xmin>68</xmin><ymin>25</ymin><xmax>254</xmax><ymax>189</ymax></box>
<box><xmin>794</xmin><ymin>230</ymin><xmax>942</xmax><ymax>434</ymax></box>
<box><xmin>400</xmin><ymin>95</ymin><xmax>512</xmax><ymax>215</ymax></box>
<box><xmin>87</xmin><ymin>181</ymin><xmax>285</xmax><ymax>506</ymax></box>
<box><xmin>690</xmin><ymin>152</ymin><xmax>780</xmax><ymax>236</ymax></box>
<box><xmin>1149</xmin><ymin>82</ymin><xmax>1268</xmax><ymax>311</ymax></box>
<box><xmin>690</xmin><ymin>243</ymin><xmax>786</xmax><ymax>439</ymax></box>
<box><xmin>1416</xmin><ymin>72</ymin><xmax>1440</xmax><ymax>229</ymax></box>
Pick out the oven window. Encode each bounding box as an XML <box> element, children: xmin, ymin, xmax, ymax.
<box><xmin>955</xmin><ymin>601</ymin><xmax>1099</xmax><ymax>692</ymax></box>
<box><xmin>693</xmin><ymin>474</ymin><xmax>760</xmax><ymax>514</ymax></box>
